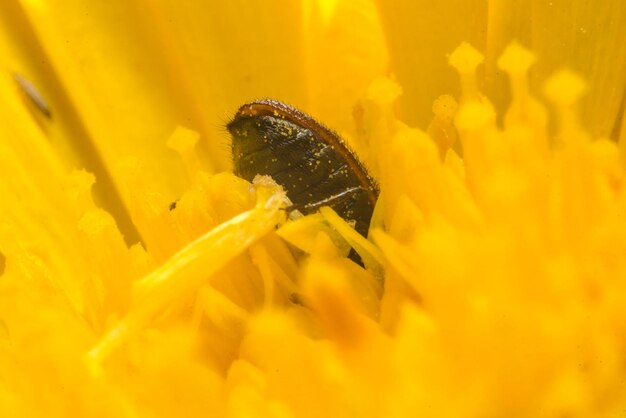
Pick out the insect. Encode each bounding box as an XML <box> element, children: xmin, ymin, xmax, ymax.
<box><xmin>13</xmin><ymin>73</ymin><xmax>52</xmax><ymax>118</ymax></box>
<box><xmin>227</xmin><ymin>99</ymin><xmax>378</xmax><ymax>260</ymax></box>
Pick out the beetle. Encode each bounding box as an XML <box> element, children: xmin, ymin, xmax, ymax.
<box><xmin>227</xmin><ymin>99</ymin><xmax>378</xmax><ymax>261</ymax></box>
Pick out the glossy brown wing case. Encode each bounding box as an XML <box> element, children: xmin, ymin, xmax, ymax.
<box><xmin>227</xmin><ymin>99</ymin><xmax>378</xmax><ymax>240</ymax></box>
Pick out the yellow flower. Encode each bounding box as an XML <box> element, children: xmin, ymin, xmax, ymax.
<box><xmin>2</xmin><ymin>1</ymin><xmax>626</xmax><ymax>417</ymax></box>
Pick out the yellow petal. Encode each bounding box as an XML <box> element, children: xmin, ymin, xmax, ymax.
<box><xmin>86</xmin><ymin>177</ymin><xmax>288</xmax><ymax>373</ymax></box>
<box><xmin>375</xmin><ymin>0</ymin><xmax>488</xmax><ymax>127</ymax></box>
